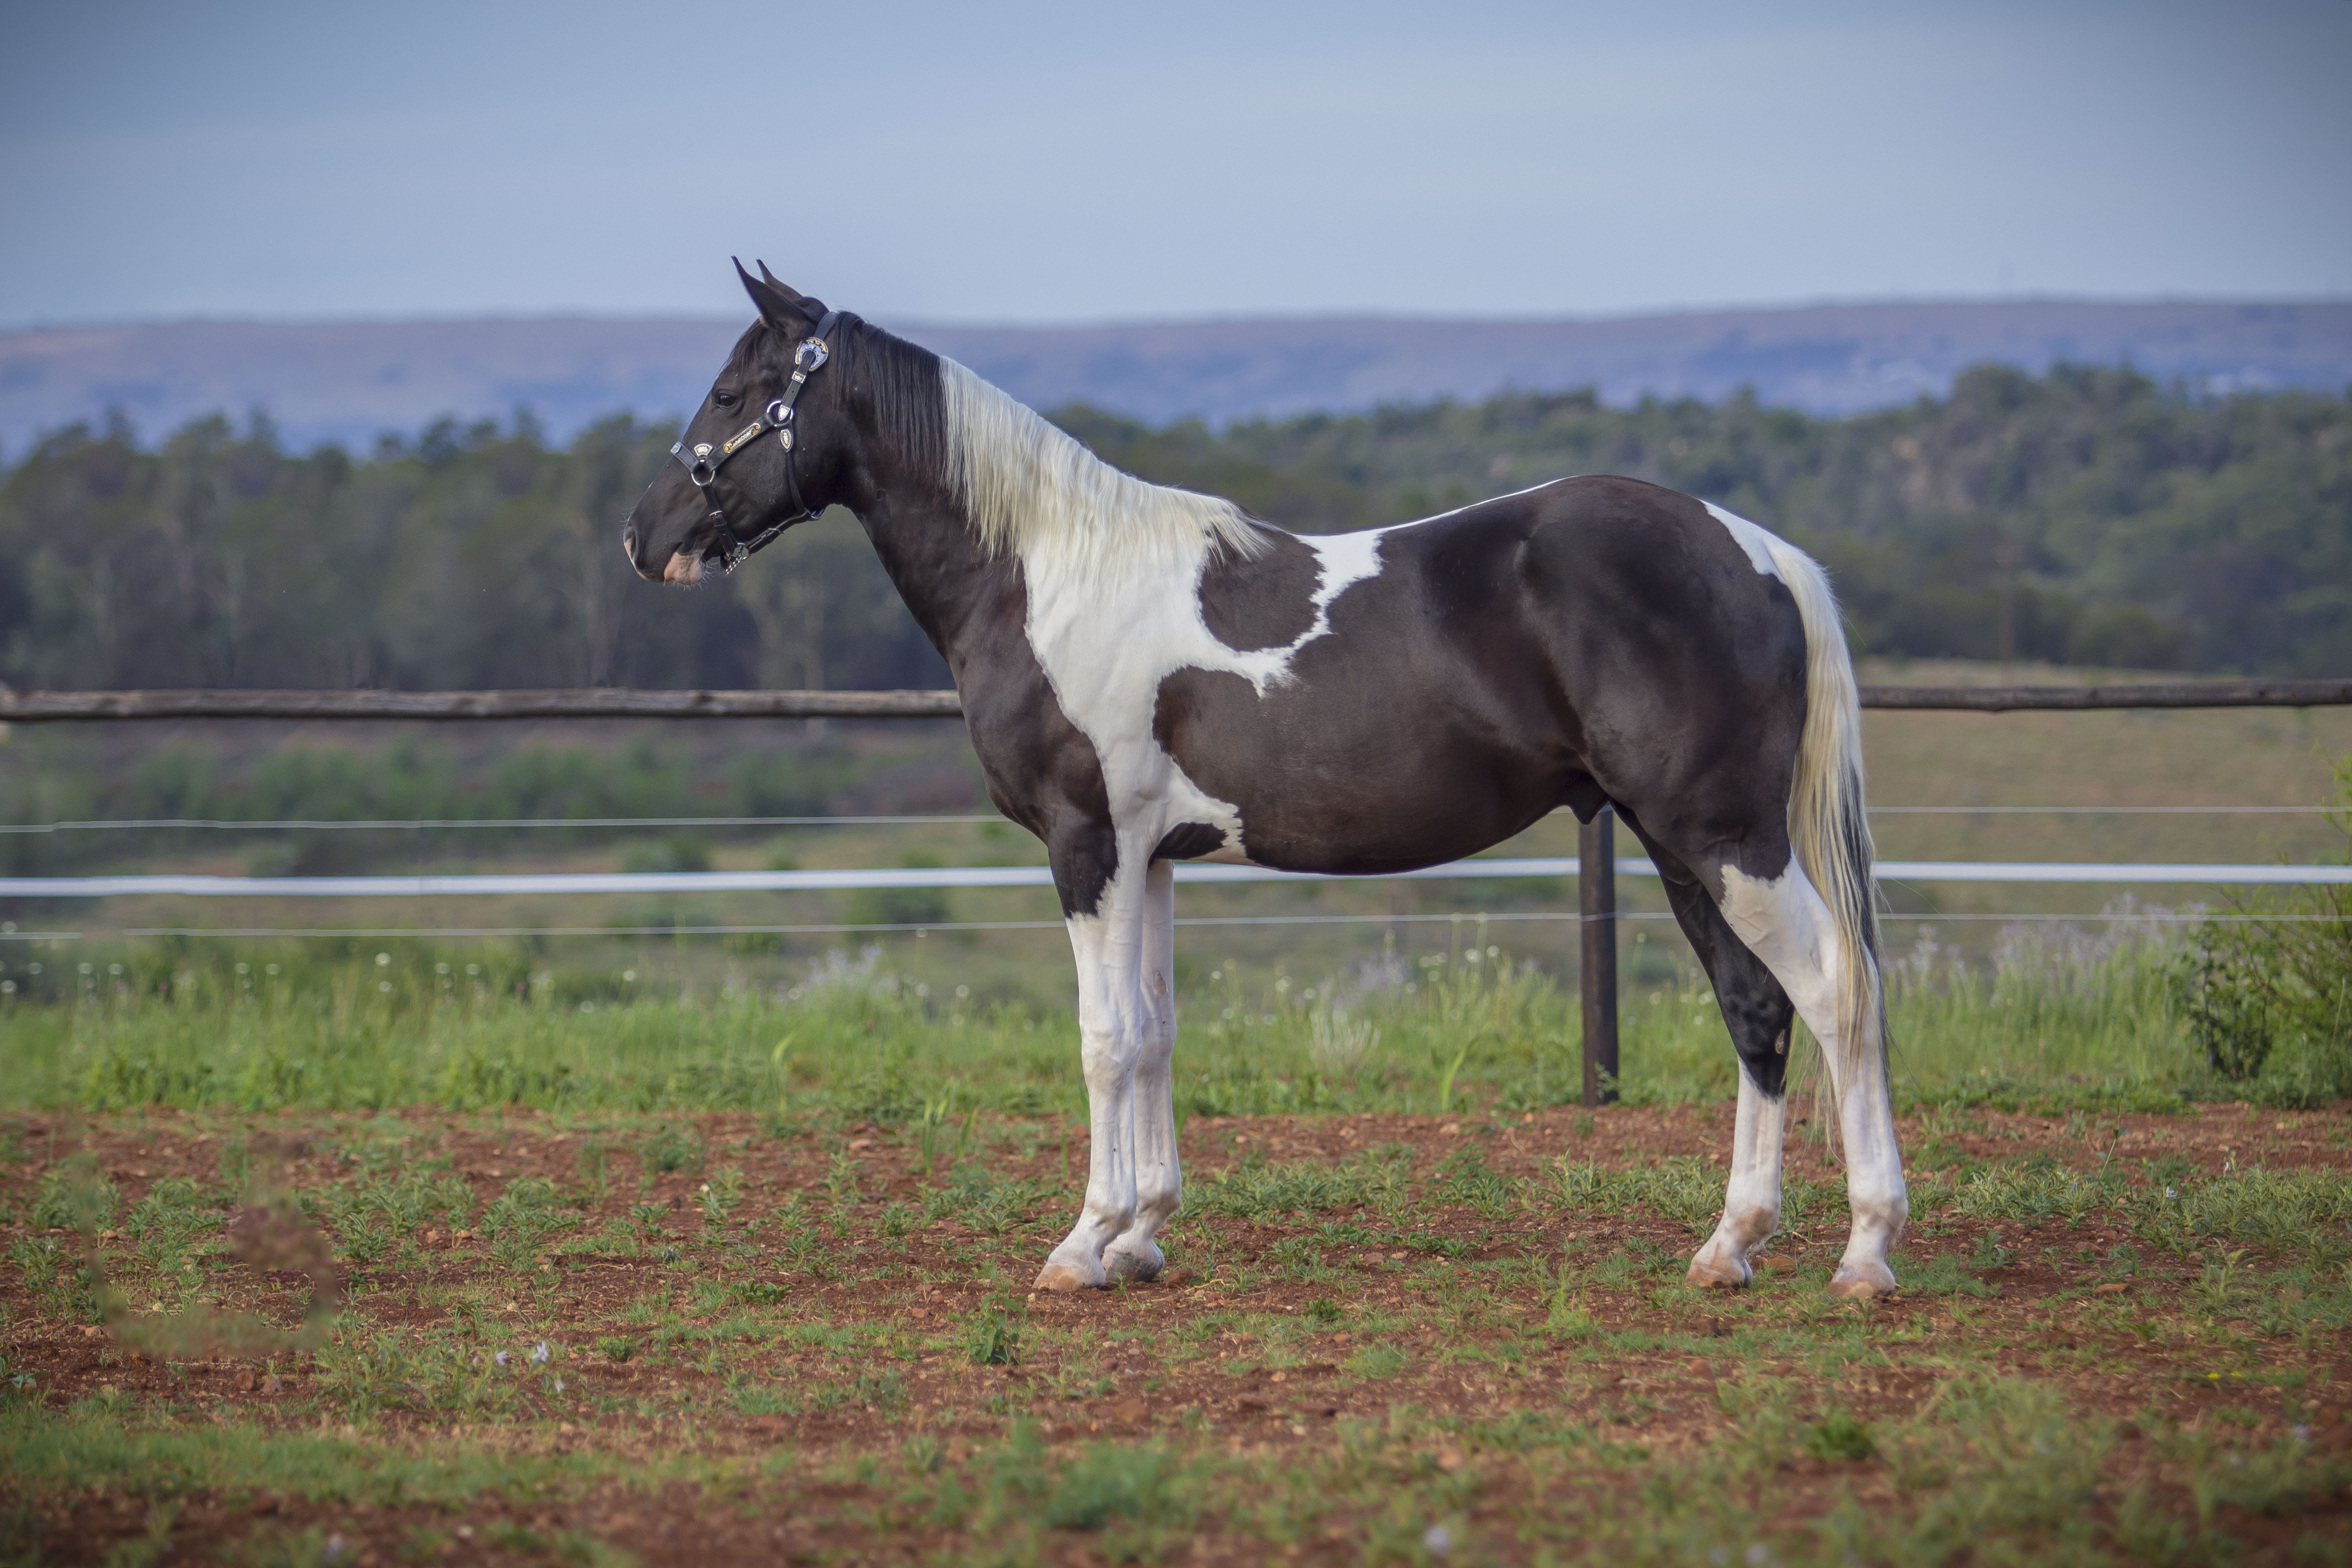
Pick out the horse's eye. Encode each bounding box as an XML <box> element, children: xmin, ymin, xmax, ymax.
<box><xmin>712</xmin><ymin>389</ymin><xmax>740</xmax><ymax>409</ymax></box>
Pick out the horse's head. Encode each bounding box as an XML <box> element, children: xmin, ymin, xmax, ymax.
<box><xmin>621</xmin><ymin>261</ymin><xmax>848</xmax><ymax>586</ymax></box>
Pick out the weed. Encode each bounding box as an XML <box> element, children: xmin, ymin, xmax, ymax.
<box><xmin>1042</xmin><ymin>1445</ymin><xmax>1185</xmax><ymax>1531</ymax></box>
<box><xmin>1805</xmin><ymin>1411</ymin><xmax>1877</xmax><ymax>1462</ymax></box>
<box><xmin>30</xmin><ymin>1161</ymin><xmax>119</xmax><ymax>1233</ymax></box>
<box><xmin>638</xmin><ymin>1123</ymin><xmax>705</xmax><ymax>1176</ymax></box>
<box><xmin>967</xmin><ymin>1304</ymin><xmax>1022</xmax><ymax>1367</ymax></box>
<box><xmin>1970</xmin><ymin>1232</ymin><xmax>2017</xmax><ymax>1272</ymax></box>
<box><xmin>478</xmin><ymin>1178</ymin><xmax>578</xmax><ymax>1268</ymax></box>
<box><xmin>699</xmin><ymin>1165</ymin><xmax>747</xmax><ymax>1225</ymax></box>
<box><xmin>2190</xmin><ymin>1438</ymin><xmax>2352</xmax><ymax>1523</ymax></box>
<box><xmin>1430</xmin><ymin>1145</ymin><xmax>1515</xmax><ymax>1218</ymax></box>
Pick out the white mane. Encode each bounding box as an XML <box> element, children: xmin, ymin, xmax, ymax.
<box><xmin>939</xmin><ymin>358</ymin><xmax>1264</xmax><ymax>573</ymax></box>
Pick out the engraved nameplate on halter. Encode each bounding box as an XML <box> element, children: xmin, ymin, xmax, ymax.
<box><xmin>720</xmin><ymin>421</ymin><xmax>763</xmax><ymax>456</ymax></box>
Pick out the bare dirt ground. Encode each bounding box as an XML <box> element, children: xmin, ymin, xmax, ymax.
<box><xmin>4</xmin><ymin>1102</ymin><xmax>2349</xmax><ymax>1565</ymax></box>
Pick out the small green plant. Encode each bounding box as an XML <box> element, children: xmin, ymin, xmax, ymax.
<box><xmin>1434</xmin><ymin>1039</ymin><xmax>1473</xmax><ymax>1114</ymax></box>
<box><xmin>1042</xmin><ymin>1445</ymin><xmax>1180</xmax><ymax>1532</ymax></box>
<box><xmin>1543</xmin><ymin>1254</ymin><xmax>1598</xmax><ymax>1341</ymax></box>
<box><xmin>966</xmin><ymin>1303</ymin><xmax>1022</xmax><ymax>1366</ymax></box>
<box><xmin>2171</xmin><ymin>934</ymin><xmax>2278</xmax><ymax>1080</ymax></box>
<box><xmin>2192</xmin><ymin>1248</ymin><xmax>2251</xmax><ymax>1315</ymax></box>
<box><xmin>479</xmin><ymin>1177</ymin><xmax>578</xmax><ymax>1267</ymax></box>
<box><xmin>699</xmin><ymin>1166</ymin><xmax>747</xmax><ymax>1225</ymax></box>
<box><xmin>1971</xmin><ymin>1231</ymin><xmax>2016</xmax><ymax>1271</ymax></box>
<box><xmin>916</xmin><ymin>1090</ymin><xmax>955</xmax><ymax>1176</ymax></box>
<box><xmin>31</xmin><ymin>1162</ymin><xmax>118</xmax><ymax>1233</ymax></box>
<box><xmin>575</xmin><ymin>1137</ymin><xmax>613</xmax><ymax>1204</ymax></box>
<box><xmin>638</xmin><ymin>1122</ymin><xmax>706</xmax><ymax>1176</ymax></box>
<box><xmin>1805</xmin><ymin>1411</ymin><xmax>1877</xmax><ymax>1462</ymax></box>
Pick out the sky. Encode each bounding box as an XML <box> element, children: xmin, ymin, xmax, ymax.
<box><xmin>2</xmin><ymin>0</ymin><xmax>2347</xmax><ymax>330</ymax></box>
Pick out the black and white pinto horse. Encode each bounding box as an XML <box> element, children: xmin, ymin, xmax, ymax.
<box><xmin>622</xmin><ymin>265</ymin><xmax>1908</xmax><ymax>1299</ymax></box>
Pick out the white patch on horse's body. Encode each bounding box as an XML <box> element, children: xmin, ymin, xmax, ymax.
<box><xmin>1701</xmin><ymin>500</ymin><xmax>1786</xmax><ymax>580</ymax></box>
<box><xmin>941</xmin><ymin>362</ymin><xmax>1396</xmax><ymax>865</ymax></box>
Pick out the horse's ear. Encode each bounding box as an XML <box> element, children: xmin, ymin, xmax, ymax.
<box><xmin>734</xmin><ymin>257</ymin><xmax>811</xmax><ymax>331</ymax></box>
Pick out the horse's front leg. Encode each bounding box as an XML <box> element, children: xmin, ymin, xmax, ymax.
<box><xmin>1035</xmin><ymin>854</ymin><xmax>1153</xmax><ymax>1292</ymax></box>
<box><xmin>1103</xmin><ymin>859</ymin><xmax>1179</xmax><ymax>1282</ymax></box>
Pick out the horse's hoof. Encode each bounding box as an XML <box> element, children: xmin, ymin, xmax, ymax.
<box><xmin>1686</xmin><ymin>1252</ymin><xmax>1751</xmax><ymax>1289</ymax></box>
<box><xmin>1827</xmin><ymin>1264</ymin><xmax>1897</xmax><ymax>1300</ymax></box>
<box><xmin>1034</xmin><ymin>1261</ymin><xmax>1100</xmax><ymax>1293</ymax></box>
<box><xmin>1103</xmin><ymin>1245</ymin><xmax>1164</xmax><ymax>1284</ymax></box>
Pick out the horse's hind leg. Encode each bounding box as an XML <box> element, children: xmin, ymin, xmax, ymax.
<box><xmin>1103</xmin><ymin>859</ymin><xmax>1179</xmax><ymax>1282</ymax></box>
<box><xmin>1641</xmin><ymin>840</ymin><xmax>1797</xmax><ymax>1288</ymax></box>
<box><xmin>1713</xmin><ymin>860</ymin><xmax>1908</xmax><ymax>1298</ymax></box>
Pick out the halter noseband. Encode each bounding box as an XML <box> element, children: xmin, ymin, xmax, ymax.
<box><xmin>669</xmin><ymin>308</ymin><xmax>842</xmax><ymax>574</ymax></box>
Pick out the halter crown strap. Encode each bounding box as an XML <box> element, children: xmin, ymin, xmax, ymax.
<box><xmin>669</xmin><ymin>308</ymin><xmax>843</xmax><ymax>573</ymax></box>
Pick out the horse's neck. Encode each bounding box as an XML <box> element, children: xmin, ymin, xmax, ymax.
<box><xmin>853</xmin><ymin>495</ymin><xmax>1034</xmax><ymax>681</ymax></box>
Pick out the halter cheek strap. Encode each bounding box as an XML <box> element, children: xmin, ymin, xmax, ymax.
<box><xmin>669</xmin><ymin>308</ymin><xmax>842</xmax><ymax>574</ymax></box>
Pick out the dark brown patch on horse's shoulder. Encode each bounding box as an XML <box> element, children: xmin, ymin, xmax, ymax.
<box><xmin>1199</xmin><ymin>526</ymin><xmax>1321</xmax><ymax>652</ymax></box>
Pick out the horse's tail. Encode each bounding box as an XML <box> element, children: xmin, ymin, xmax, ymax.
<box><xmin>1758</xmin><ymin>534</ymin><xmax>1884</xmax><ymax>1094</ymax></box>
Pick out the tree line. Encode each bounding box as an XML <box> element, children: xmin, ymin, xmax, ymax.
<box><xmin>2</xmin><ymin>362</ymin><xmax>2345</xmax><ymax>692</ymax></box>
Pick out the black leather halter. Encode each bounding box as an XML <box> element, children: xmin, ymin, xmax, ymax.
<box><xmin>669</xmin><ymin>308</ymin><xmax>842</xmax><ymax>574</ymax></box>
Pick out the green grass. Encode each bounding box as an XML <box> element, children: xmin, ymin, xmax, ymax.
<box><xmin>0</xmin><ymin>919</ymin><xmax>2264</xmax><ymax>1121</ymax></box>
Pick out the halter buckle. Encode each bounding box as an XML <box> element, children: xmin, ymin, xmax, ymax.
<box><xmin>795</xmin><ymin>336</ymin><xmax>829</xmax><ymax>372</ymax></box>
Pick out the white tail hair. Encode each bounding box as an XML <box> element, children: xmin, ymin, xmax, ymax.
<box><xmin>937</xmin><ymin>358</ymin><xmax>1262</xmax><ymax>573</ymax></box>
<box><xmin>1757</xmin><ymin>534</ymin><xmax>1884</xmax><ymax>1093</ymax></box>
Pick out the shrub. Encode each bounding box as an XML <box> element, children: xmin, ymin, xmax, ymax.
<box><xmin>2165</xmin><ymin>757</ymin><xmax>2352</xmax><ymax>1103</ymax></box>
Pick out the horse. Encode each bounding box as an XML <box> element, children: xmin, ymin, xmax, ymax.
<box><xmin>621</xmin><ymin>263</ymin><xmax>1908</xmax><ymax>1299</ymax></box>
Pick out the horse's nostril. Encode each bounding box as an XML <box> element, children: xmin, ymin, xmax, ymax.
<box><xmin>620</xmin><ymin>527</ymin><xmax>637</xmax><ymax>560</ymax></box>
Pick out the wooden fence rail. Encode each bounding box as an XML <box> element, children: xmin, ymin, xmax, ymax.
<box><xmin>4</xmin><ymin>678</ymin><xmax>2350</xmax><ymax>723</ymax></box>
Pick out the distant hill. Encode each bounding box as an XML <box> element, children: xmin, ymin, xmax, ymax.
<box><xmin>3</xmin><ymin>298</ymin><xmax>2349</xmax><ymax>456</ymax></box>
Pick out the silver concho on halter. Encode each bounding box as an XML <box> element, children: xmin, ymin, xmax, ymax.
<box><xmin>664</xmin><ymin>308</ymin><xmax>839</xmax><ymax>573</ymax></box>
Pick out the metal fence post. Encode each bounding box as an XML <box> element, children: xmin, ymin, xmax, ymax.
<box><xmin>1580</xmin><ymin>805</ymin><xmax>1619</xmax><ymax>1107</ymax></box>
